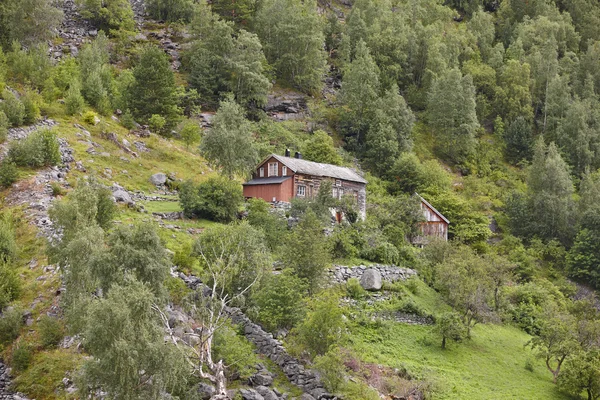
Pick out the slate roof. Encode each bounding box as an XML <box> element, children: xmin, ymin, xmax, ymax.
<box><xmin>416</xmin><ymin>193</ymin><xmax>450</xmax><ymax>224</ymax></box>
<box><xmin>243</xmin><ymin>176</ymin><xmax>292</xmax><ymax>186</ymax></box>
<box><xmin>268</xmin><ymin>154</ymin><xmax>367</xmax><ymax>184</ymax></box>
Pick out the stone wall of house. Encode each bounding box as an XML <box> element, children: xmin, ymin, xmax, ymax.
<box><xmin>328</xmin><ymin>264</ymin><xmax>417</xmax><ymax>285</ymax></box>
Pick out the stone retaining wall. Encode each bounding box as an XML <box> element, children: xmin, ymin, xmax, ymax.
<box><xmin>178</xmin><ymin>273</ymin><xmax>338</xmax><ymax>400</ymax></box>
<box><xmin>328</xmin><ymin>264</ymin><xmax>417</xmax><ymax>285</ymax></box>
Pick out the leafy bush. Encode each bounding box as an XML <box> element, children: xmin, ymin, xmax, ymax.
<box><xmin>0</xmin><ymin>215</ymin><xmax>17</xmax><ymax>262</ymax></box>
<box><xmin>65</xmin><ymin>82</ymin><xmax>85</xmax><ymax>115</ymax></box>
<box><xmin>0</xmin><ymin>160</ymin><xmax>18</xmax><ymax>188</ymax></box>
<box><xmin>148</xmin><ymin>114</ymin><xmax>166</xmax><ymax>134</ymax></box>
<box><xmin>179</xmin><ymin>177</ymin><xmax>243</xmax><ymax>222</ymax></box>
<box><xmin>21</xmin><ymin>92</ymin><xmax>40</xmax><ymax>125</ymax></box>
<box><xmin>50</xmin><ymin>182</ymin><xmax>64</xmax><ymax>196</ymax></box>
<box><xmin>1</xmin><ymin>90</ymin><xmax>25</xmax><ymax>127</ymax></box>
<box><xmin>120</xmin><ymin>109</ymin><xmax>135</xmax><ymax>129</ymax></box>
<box><xmin>179</xmin><ymin>119</ymin><xmax>201</xmax><ymax>149</ymax></box>
<box><xmin>361</xmin><ymin>241</ymin><xmax>401</xmax><ymax>264</ymax></box>
<box><xmin>330</xmin><ymin>225</ymin><xmax>359</xmax><ymax>260</ymax></box>
<box><xmin>0</xmin><ymin>261</ymin><xmax>21</xmax><ymax>310</ymax></box>
<box><xmin>11</xmin><ymin>343</ymin><xmax>32</xmax><ymax>372</ymax></box>
<box><xmin>252</xmin><ymin>269</ymin><xmax>306</xmax><ymax>332</ymax></box>
<box><xmin>398</xmin><ymin>298</ymin><xmax>426</xmax><ymax>316</ymax></box>
<box><xmin>213</xmin><ymin>323</ymin><xmax>259</xmax><ymax>380</ymax></box>
<box><xmin>346</xmin><ymin>278</ymin><xmax>366</xmax><ymax>300</ymax></box>
<box><xmin>0</xmin><ymin>111</ymin><xmax>8</xmax><ymax>143</ymax></box>
<box><xmin>172</xmin><ymin>242</ymin><xmax>195</xmax><ymax>272</ymax></box>
<box><xmin>8</xmin><ymin>129</ymin><xmax>61</xmax><ymax>168</ymax></box>
<box><xmin>290</xmin><ymin>291</ymin><xmax>345</xmax><ymax>358</ymax></box>
<box><xmin>38</xmin><ymin>316</ymin><xmax>64</xmax><ymax>349</ymax></box>
<box><xmin>0</xmin><ymin>307</ymin><xmax>23</xmax><ymax>344</ymax></box>
<box><xmin>82</xmin><ymin>111</ymin><xmax>98</xmax><ymax>125</ymax></box>
<box><xmin>314</xmin><ymin>347</ymin><xmax>346</xmax><ymax>393</ymax></box>
<box><xmin>164</xmin><ymin>277</ymin><xmax>191</xmax><ymax>306</ymax></box>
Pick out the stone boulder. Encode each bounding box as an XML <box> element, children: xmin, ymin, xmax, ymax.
<box><xmin>360</xmin><ymin>268</ymin><xmax>382</xmax><ymax>291</ymax></box>
<box><xmin>150</xmin><ymin>173</ymin><xmax>167</xmax><ymax>186</ymax></box>
<box><xmin>255</xmin><ymin>386</ymin><xmax>278</xmax><ymax>400</ymax></box>
<box><xmin>249</xmin><ymin>371</ymin><xmax>274</xmax><ymax>387</ymax></box>
<box><xmin>112</xmin><ymin>189</ymin><xmax>133</xmax><ymax>205</ymax></box>
<box><xmin>239</xmin><ymin>388</ymin><xmax>265</xmax><ymax>400</ymax></box>
<box><xmin>197</xmin><ymin>383</ymin><xmax>215</xmax><ymax>400</ymax></box>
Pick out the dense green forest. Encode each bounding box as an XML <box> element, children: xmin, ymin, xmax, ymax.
<box><xmin>1</xmin><ymin>0</ymin><xmax>600</xmax><ymax>399</ymax></box>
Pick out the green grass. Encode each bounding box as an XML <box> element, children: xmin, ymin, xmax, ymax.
<box><xmin>142</xmin><ymin>200</ymin><xmax>183</xmax><ymax>213</ymax></box>
<box><xmin>13</xmin><ymin>349</ymin><xmax>83</xmax><ymax>399</ymax></box>
<box><xmin>346</xmin><ymin>281</ymin><xmax>568</xmax><ymax>400</ymax></box>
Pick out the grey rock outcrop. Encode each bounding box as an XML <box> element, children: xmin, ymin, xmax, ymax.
<box><xmin>359</xmin><ymin>268</ymin><xmax>382</xmax><ymax>291</ymax></box>
<box><xmin>150</xmin><ymin>173</ymin><xmax>168</xmax><ymax>187</ymax></box>
<box><xmin>113</xmin><ymin>189</ymin><xmax>134</xmax><ymax>205</ymax></box>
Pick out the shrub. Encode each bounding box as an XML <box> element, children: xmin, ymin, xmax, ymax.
<box><xmin>164</xmin><ymin>277</ymin><xmax>191</xmax><ymax>306</ymax></box>
<box><xmin>0</xmin><ymin>111</ymin><xmax>8</xmax><ymax>143</ymax></box>
<box><xmin>291</xmin><ymin>291</ymin><xmax>345</xmax><ymax>358</ymax></box>
<box><xmin>0</xmin><ymin>307</ymin><xmax>23</xmax><ymax>344</ymax></box>
<box><xmin>21</xmin><ymin>92</ymin><xmax>40</xmax><ymax>125</ymax></box>
<box><xmin>7</xmin><ymin>129</ymin><xmax>61</xmax><ymax>168</ymax></box>
<box><xmin>0</xmin><ymin>261</ymin><xmax>20</xmax><ymax>310</ymax></box>
<box><xmin>146</xmin><ymin>0</ymin><xmax>194</xmax><ymax>22</ymax></box>
<box><xmin>252</xmin><ymin>269</ymin><xmax>306</xmax><ymax>332</ymax></box>
<box><xmin>148</xmin><ymin>114</ymin><xmax>166</xmax><ymax>134</ymax></box>
<box><xmin>0</xmin><ymin>215</ymin><xmax>16</xmax><ymax>262</ymax></box>
<box><xmin>0</xmin><ymin>160</ymin><xmax>18</xmax><ymax>188</ymax></box>
<box><xmin>179</xmin><ymin>119</ymin><xmax>201</xmax><ymax>149</ymax></box>
<box><xmin>346</xmin><ymin>278</ymin><xmax>366</xmax><ymax>300</ymax></box>
<box><xmin>1</xmin><ymin>90</ymin><xmax>25</xmax><ymax>127</ymax></box>
<box><xmin>172</xmin><ymin>242</ymin><xmax>195</xmax><ymax>272</ymax></box>
<box><xmin>50</xmin><ymin>182</ymin><xmax>65</xmax><ymax>196</ymax></box>
<box><xmin>361</xmin><ymin>241</ymin><xmax>400</xmax><ymax>264</ymax></box>
<box><xmin>314</xmin><ymin>347</ymin><xmax>346</xmax><ymax>393</ymax></box>
<box><xmin>38</xmin><ymin>316</ymin><xmax>64</xmax><ymax>349</ymax></box>
<box><xmin>120</xmin><ymin>109</ymin><xmax>135</xmax><ymax>129</ymax></box>
<box><xmin>179</xmin><ymin>177</ymin><xmax>243</xmax><ymax>222</ymax></box>
<box><xmin>11</xmin><ymin>343</ymin><xmax>32</xmax><ymax>372</ymax></box>
<box><xmin>82</xmin><ymin>111</ymin><xmax>98</xmax><ymax>125</ymax></box>
<box><xmin>213</xmin><ymin>323</ymin><xmax>259</xmax><ymax>380</ymax></box>
<box><xmin>398</xmin><ymin>298</ymin><xmax>426</xmax><ymax>316</ymax></box>
<box><xmin>65</xmin><ymin>82</ymin><xmax>85</xmax><ymax>115</ymax></box>
<box><xmin>330</xmin><ymin>225</ymin><xmax>359</xmax><ymax>260</ymax></box>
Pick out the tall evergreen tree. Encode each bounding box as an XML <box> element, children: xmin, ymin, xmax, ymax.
<box><xmin>427</xmin><ymin>68</ymin><xmax>479</xmax><ymax>164</ymax></box>
<box><xmin>129</xmin><ymin>45</ymin><xmax>180</xmax><ymax>130</ymax></box>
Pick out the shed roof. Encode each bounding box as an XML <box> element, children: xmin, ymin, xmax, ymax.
<box><xmin>416</xmin><ymin>193</ymin><xmax>450</xmax><ymax>224</ymax></box>
<box><xmin>267</xmin><ymin>154</ymin><xmax>367</xmax><ymax>184</ymax></box>
<box><xmin>243</xmin><ymin>176</ymin><xmax>292</xmax><ymax>186</ymax></box>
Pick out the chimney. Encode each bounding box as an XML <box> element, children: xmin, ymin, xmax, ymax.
<box><xmin>285</xmin><ymin>148</ymin><xmax>291</xmax><ymax>157</ymax></box>
<box><xmin>294</xmin><ymin>152</ymin><xmax>302</xmax><ymax>159</ymax></box>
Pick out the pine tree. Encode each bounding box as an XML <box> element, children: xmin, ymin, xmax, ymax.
<box><xmin>427</xmin><ymin>68</ymin><xmax>479</xmax><ymax>164</ymax></box>
<box><xmin>129</xmin><ymin>45</ymin><xmax>180</xmax><ymax>129</ymax></box>
<box><xmin>200</xmin><ymin>96</ymin><xmax>257</xmax><ymax>179</ymax></box>
<box><xmin>504</xmin><ymin>117</ymin><xmax>533</xmax><ymax>163</ymax></box>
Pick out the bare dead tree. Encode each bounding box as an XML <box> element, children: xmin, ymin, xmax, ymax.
<box><xmin>154</xmin><ymin>225</ymin><xmax>267</xmax><ymax>397</ymax></box>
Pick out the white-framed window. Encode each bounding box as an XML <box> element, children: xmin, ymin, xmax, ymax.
<box><xmin>259</xmin><ymin>167</ymin><xmax>264</xmax><ymax>177</ymax></box>
<box><xmin>282</xmin><ymin>166</ymin><xmax>287</xmax><ymax>176</ymax></box>
<box><xmin>268</xmin><ymin>162</ymin><xmax>278</xmax><ymax>177</ymax></box>
<box><xmin>335</xmin><ymin>179</ymin><xmax>342</xmax><ymax>187</ymax></box>
<box><xmin>297</xmin><ymin>185</ymin><xmax>306</xmax><ymax>197</ymax></box>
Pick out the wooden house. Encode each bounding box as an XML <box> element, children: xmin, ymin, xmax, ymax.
<box><xmin>243</xmin><ymin>151</ymin><xmax>367</xmax><ymax>220</ymax></box>
<box><xmin>413</xmin><ymin>194</ymin><xmax>449</xmax><ymax>245</ymax></box>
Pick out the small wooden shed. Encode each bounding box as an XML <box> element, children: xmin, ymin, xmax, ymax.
<box><xmin>413</xmin><ymin>194</ymin><xmax>449</xmax><ymax>245</ymax></box>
